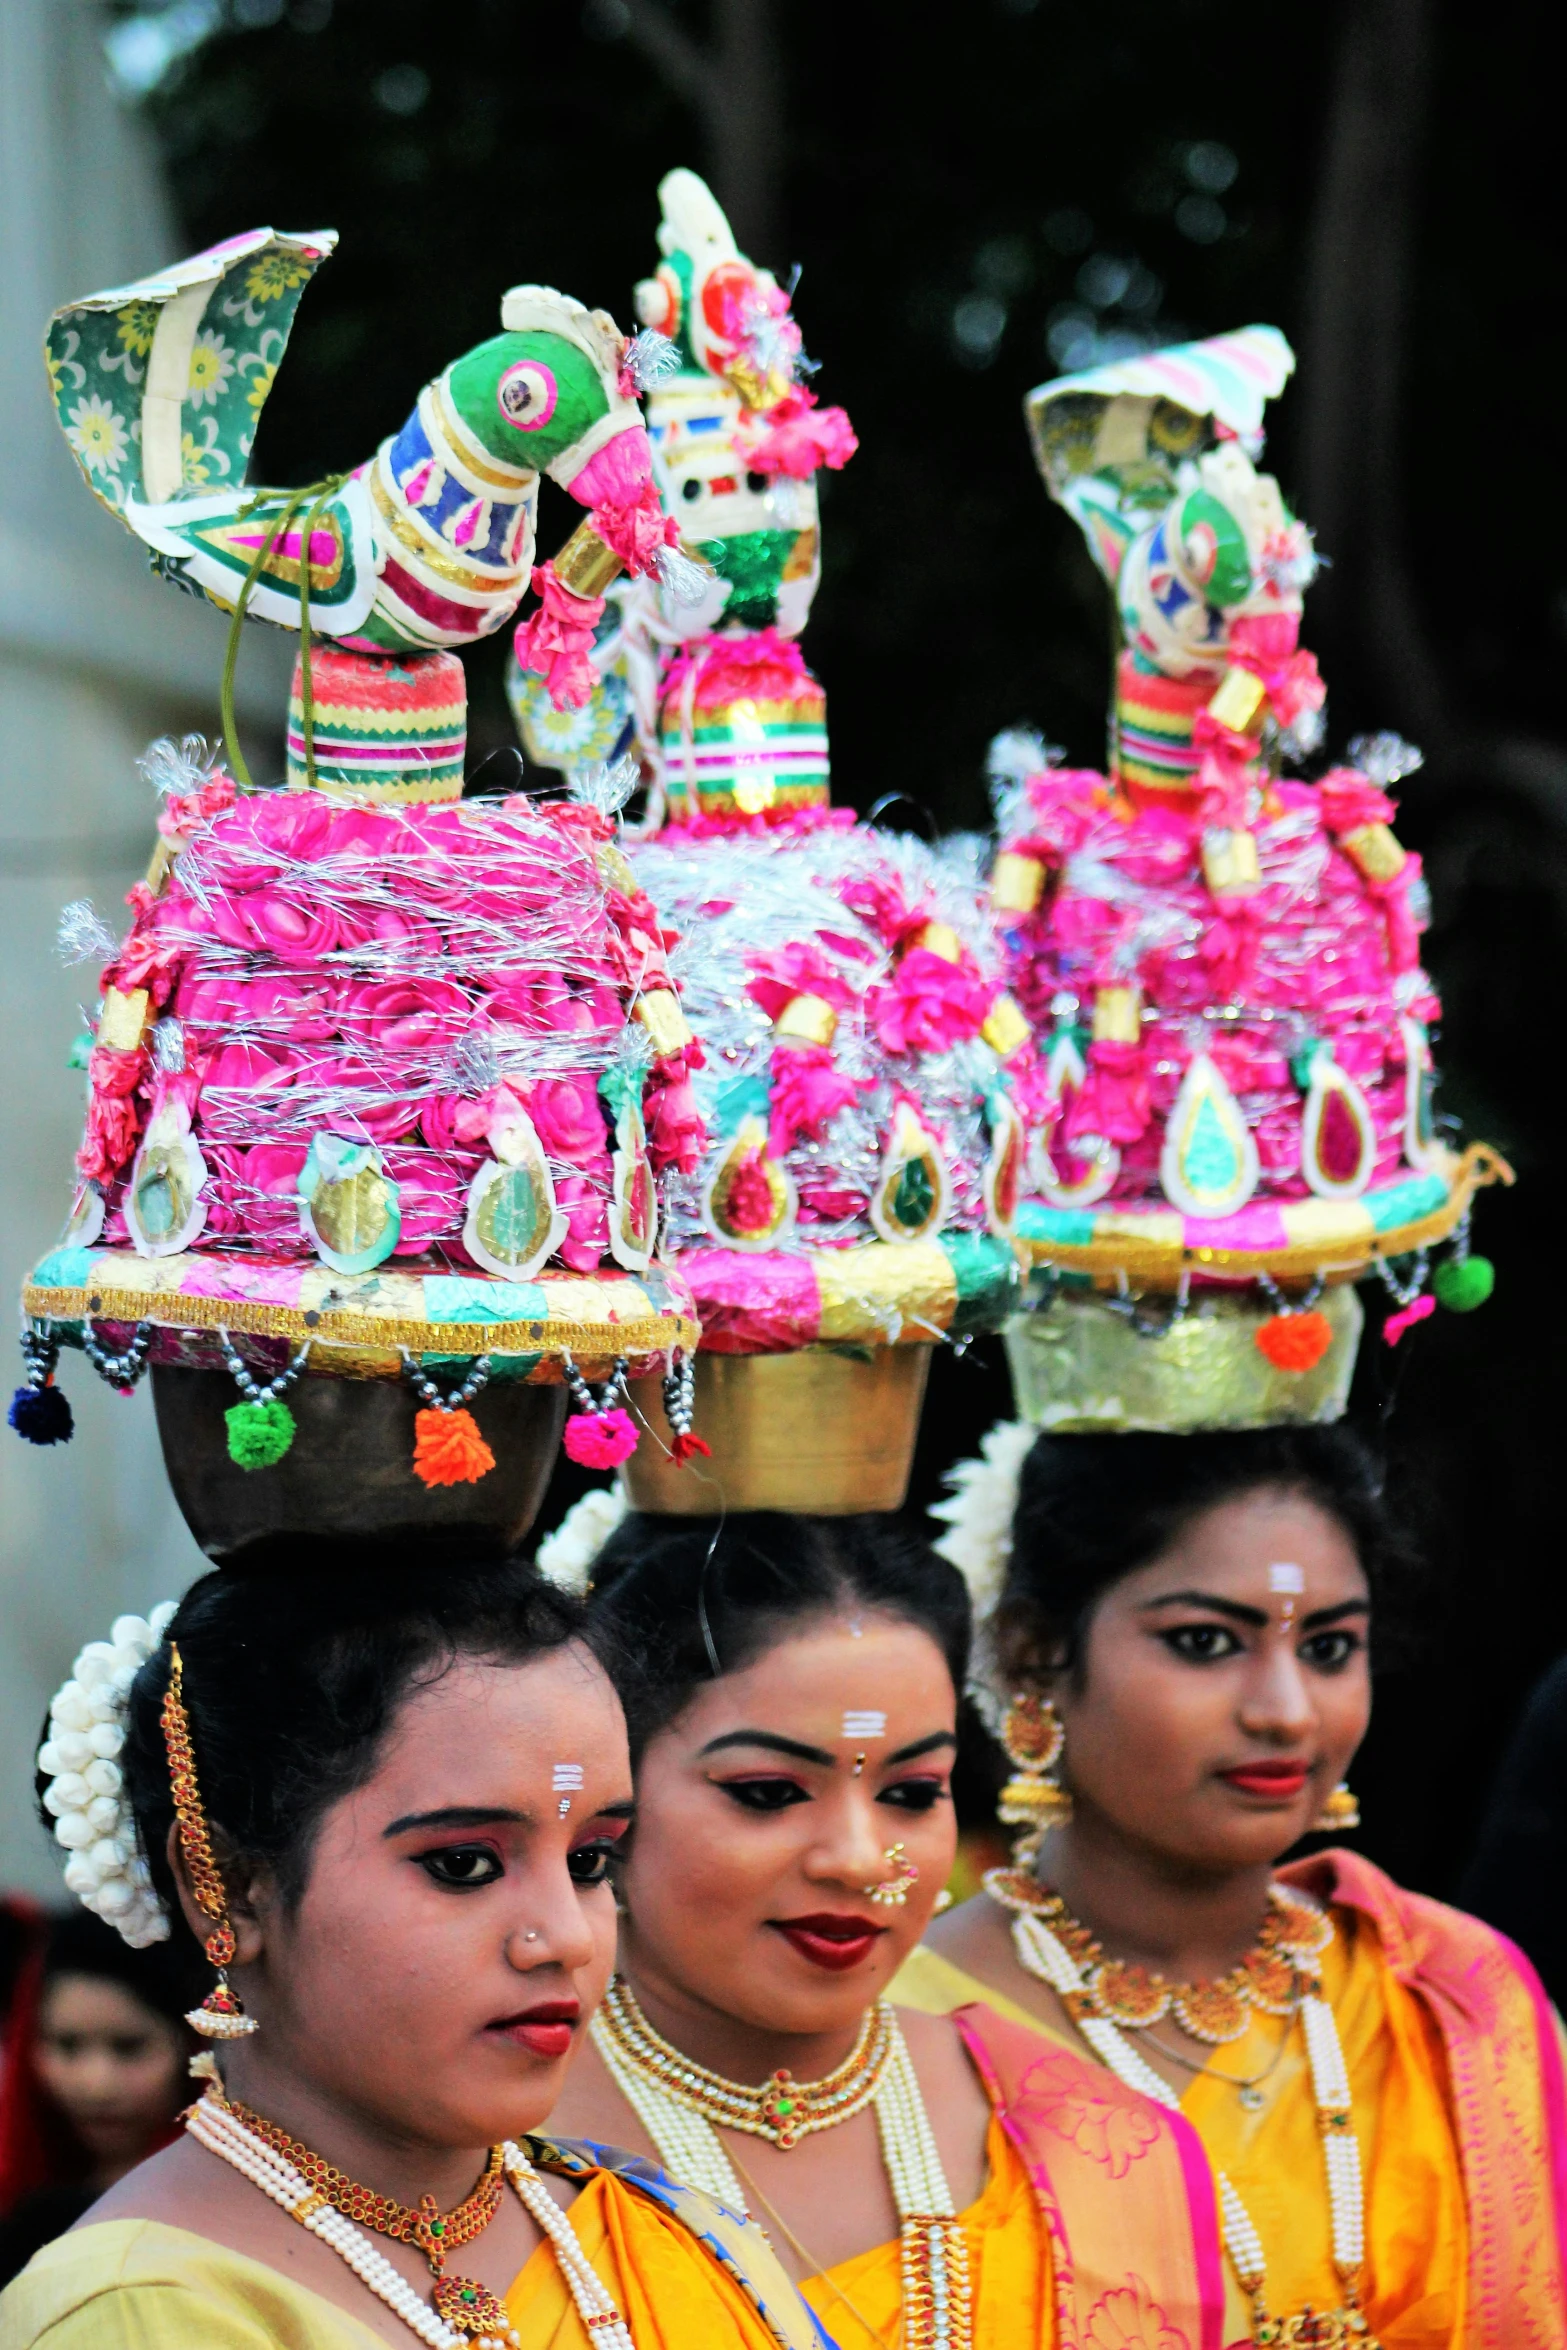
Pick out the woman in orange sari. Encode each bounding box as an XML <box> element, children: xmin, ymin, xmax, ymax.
<box><xmin>546</xmin><ymin>1508</ymin><xmax>1226</xmax><ymax>2350</ymax></box>
<box><xmin>1</xmin><ymin>1550</ymin><xmax>831</xmax><ymax>2350</ymax></box>
<box><xmin>898</xmin><ymin>1423</ymin><xmax>1567</xmax><ymax>2349</ymax></box>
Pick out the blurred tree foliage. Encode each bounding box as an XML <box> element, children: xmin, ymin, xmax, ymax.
<box><xmin>110</xmin><ymin>0</ymin><xmax>1567</xmax><ymax>1902</ymax></box>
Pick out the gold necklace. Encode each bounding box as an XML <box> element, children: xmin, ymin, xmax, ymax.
<box><xmin>596</xmin><ymin>1974</ymin><xmax>892</xmax><ymax>2147</ymax></box>
<box><xmin>985</xmin><ymin>1867</ymin><xmax>1332</xmax><ymax>2044</ymax></box>
<box><xmin>594</xmin><ymin>1976</ymin><xmax>971</xmax><ymax>2350</ymax></box>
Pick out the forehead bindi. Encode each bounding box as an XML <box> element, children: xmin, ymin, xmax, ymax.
<box><xmin>685</xmin><ymin>1619</ymin><xmax>952</xmax><ymax>1745</ymax></box>
<box><xmin>1125</xmin><ymin>1494</ymin><xmax>1368</xmax><ymax>1610</ymax></box>
<box><xmin>360</xmin><ymin>1653</ymin><xmax>626</xmax><ymax>1825</ymax></box>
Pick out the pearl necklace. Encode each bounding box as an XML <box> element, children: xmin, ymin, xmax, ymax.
<box><xmin>592</xmin><ymin>1980</ymin><xmax>971</xmax><ymax>2350</ymax></box>
<box><xmin>992</xmin><ymin>1893</ymin><xmax>1379</xmax><ymax>2350</ymax></box>
<box><xmin>185</xmin><ymin>2090</ymin><xmax>634</xmax><ymax>2350</ymax></box>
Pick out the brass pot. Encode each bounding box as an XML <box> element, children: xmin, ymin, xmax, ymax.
<box><xmin>152</xmin><ymin>1366</ymin><xmax>566</xmax><ymax>1564</ymax></box>
<box><xmin>622</xmin><ymin>1346</ymin><xmax>931</xmax><ymax>1516</ymax></box>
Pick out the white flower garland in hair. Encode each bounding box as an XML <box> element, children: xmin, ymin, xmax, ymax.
<box><xmin>929</xmin><ymin>1420</ymin><xmax>1035</xmax><ymax>1731</ymax></box>
<box><xmin>535</xmin><ymin>1486</ymin><xmax>626</xmax><ymax>1596</ymax></box>
<box><xmin>38</xmin><ymin>1604</ymin><xmax>178</xmax><ymax>1948</ymax></box>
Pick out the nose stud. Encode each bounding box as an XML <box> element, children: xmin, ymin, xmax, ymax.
<box><xmin>865</xmin><ymin>1844</ymin><xmax>920</xmax><ymax>1907</ymax></box>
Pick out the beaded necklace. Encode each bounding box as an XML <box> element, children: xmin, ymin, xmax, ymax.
<box><xmin>592</xmin><ymin>1978</ymin><xmax>971</xmax><ymax>2350</ymax></box>
<box><xmin>185</xmin><ymin>2088</ymin><xmax>634</xmax><ymax>2350</ymax></box>
<box><xmin>985</xmin><ymin>1874</ymin><xmax>1379</xmax><ymax>2350</ymax></box>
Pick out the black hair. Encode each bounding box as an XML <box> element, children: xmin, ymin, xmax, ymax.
<box><xmin>38</xmin><ymin>1908</ymin><xmax>207</xmax><ymax>2032</ymax></box>
<box><xmin>1001</xmin><ymin>1424</ymin><xmax>1420</xmax><ymax>1680</ymax></box>
<box><xmin>586</xmin><ymin>1512</ymin><xmax>971</xmax><ymax>1761</ymax></box>
<box><xmin>40</xmin><ymin>1549</ymin><xmax>591</xmax><ymax>1960</ymax></box>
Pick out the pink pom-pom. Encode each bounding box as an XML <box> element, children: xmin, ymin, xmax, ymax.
<box><xmin>563</xmin><ymin>1407</ymin><xmax>639</xmax><ymax>1469</ymax></box>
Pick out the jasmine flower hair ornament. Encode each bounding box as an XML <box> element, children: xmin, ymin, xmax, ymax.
<box><xmin>38</xmin><ymin>1603</ymin><xmax>178</xmax><ymax>1948</ymax></box>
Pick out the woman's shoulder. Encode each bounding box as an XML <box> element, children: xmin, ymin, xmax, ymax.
<box><xmin>1285</xmin><ymin>1848</ymin><xmax>1551</xmax><ymax>1997</ymax></box>
<box><xmin>0</xmin><ymin>2219</ymin><xmax>385</xmax><ymax>2349</ymax></box>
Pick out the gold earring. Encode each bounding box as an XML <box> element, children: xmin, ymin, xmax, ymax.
<box><xmin>162</xmin><ymin>1645</ymin><xmax>257</xmax><ymax>2039</ymax></box>
<box><xmin>1314</xmin><ymin>1781</ymin><xmax>1361</xmax><ymax>1833</ymax></box>
<box><xmin>865</xmin><ymin>1844</ymin><xmax>920</xmax><ymax>1907</ymax></box>
<box><xmin>997</xmin><ymin>1693</ymin><xmax>1072</xmax><ymax>1858</ymax></box>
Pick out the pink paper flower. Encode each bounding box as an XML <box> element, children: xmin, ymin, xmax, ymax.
<box><xmin>382</xmin><ymin>1147</ymin><xmax>466</xmax><ymax>1250</ymax></box>
<box><xmin>768</xmin><ymin>1044</ymin><xmax>858</xmax><ymax>1154</ymax></box>
<box><xmin>552</xmin><ymin>1174</ymin><xmax>608</xmax><ymax>1271</ymax></box>
<box><xmin>737</xmin><ymin>390</ymin><xmax>858</xmax><ymax>479</ymax></box>
<box><xmin>526</xmin><ymin>1077</ymin><xmax>609</xmax><ymax>1165</ymax></box>
<box><xmin>645</xmin><ymin>1068</ymin><xmax>706</xmax><ymax>1173</ymax></box>
<box><xmin>342</xmin><ymin>975</ymin><xmax>472</xmax><ymax>1058</ymax></box>
<box><xmin>513</xmin><ymin>563</ymin><xmax>603</xmax><ymax>710</ymax></box>
<box><xmin>745</xmin><ymin>939</ymin><xmax>861</xmax><ymax>1023</ymax></box>
<box><xmin>868</xmin><ymin>948</ymin><xmax>991</xmax><ymax>1055</ymax></box>
<box><xmin>1064</xmin><ymin>1041</ymin><xmax>1152</xmax><ymax>1148</ymax></box>
<box><xmin>420</xmin><ymin>1093</ymin><xmax>494</xmax><ymax>1151</ymax></box>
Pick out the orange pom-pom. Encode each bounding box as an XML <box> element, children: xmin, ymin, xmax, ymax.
<box><xmin>1254</xmin><ymin>1309</ymin><xmax>1334</xmax><ymax>1373</ymax></box>
<box><xmin>412</xmin><ymin>1405</ymin><xmax>496</xmax><ymax>1488</ymax></box>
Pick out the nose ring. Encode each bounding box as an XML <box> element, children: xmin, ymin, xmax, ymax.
<box><xmin>524</xmin><ymin>1930</ymin><xmax>539</xmax><ymax>1943</ymax></box>
<box><xmin>865</xmin><ymin>1844</ymin><xmax>920</xmax><ymax>1907</ymax></box>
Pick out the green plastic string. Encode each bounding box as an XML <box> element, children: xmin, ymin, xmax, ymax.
<box><xmin>219</xmin><ymin>474</ymin><xmax>348</xmax><ymax>789</ymax></box>
<box><xmin>295</xmin><ymin>478</ymin><xmax>347</xmax><ymax>789</ymax></box>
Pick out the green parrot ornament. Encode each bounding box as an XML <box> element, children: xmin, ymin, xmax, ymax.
<box><xmin>46</xmin><ymin>225</ymin><xmax>688</xmax><ymax>794</ymax></box>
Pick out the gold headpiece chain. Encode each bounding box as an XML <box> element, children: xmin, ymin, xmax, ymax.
<box><xmin>161</xmin><ymin>1645</ymin><xmax>257</xmax><ymax>2036</ymax></box>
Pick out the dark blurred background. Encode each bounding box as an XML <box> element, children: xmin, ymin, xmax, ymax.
<box><xmin>104</xmin><ymin>0</ymin><xmax>1567</xmax><ymax>1918</ymax></box>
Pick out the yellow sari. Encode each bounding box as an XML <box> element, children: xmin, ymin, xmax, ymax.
<box><xmin>796</xmin><ymin>2115</ymin><xmax>1049</xmax><ymax>2350</ymax></box>
<box><xmin>895</xmin><ymin>1852</ymin><xmax>1567</xmax><ymax>2349</ymax></box>
<box><xmin>0</xmin><ymin>2152</ymin><xmax>826</xmax><ymax>2350</ymax></box>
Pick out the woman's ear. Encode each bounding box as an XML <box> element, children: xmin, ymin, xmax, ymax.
<box><xmin>164</xmin><ymin>1820</ymin><xmax>269</xmax><ymax>1965</ymax></box>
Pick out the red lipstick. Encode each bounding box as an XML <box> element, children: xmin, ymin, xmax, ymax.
<box><xmin>1219</xmin><ymin>1761</ymin><xmax>1311</xmax><ymax>1801</ymax></box>
<box><xmin>488</xmin><ymin>2000</ymin><xmax>580</xmax><ymax>2059</ymax></box>
<box><xmin>769</xmin><ymin>1914</ymin><xmax>887</xmax><ymax>1972</ymax></box>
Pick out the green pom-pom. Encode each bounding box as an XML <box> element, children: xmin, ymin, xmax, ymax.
<box><xmin>1433</xmin><ymin>1254</ymin><xmax>1495</xmax><ymax>1313</ymax></box>
<box><xmin>224</xmin><ymin>1396</ymin><xmax>297</xmax><ymax>1468</ymax></box>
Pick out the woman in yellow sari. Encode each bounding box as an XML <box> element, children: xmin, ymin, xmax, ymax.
<box><xmin>899</xmin><ymin>1424</ymin><xmax>1567</xmax><ymax>2349</ymax></box>
<box><xmin>546</xmin><ymin>1509</ymin><xmax>1224</xmax><ymax>2350</ymax></box>
<box><xmin>0</xmin><ymin>1551</ymin><xmax>827</xmax><ymax>2350</ymax></box>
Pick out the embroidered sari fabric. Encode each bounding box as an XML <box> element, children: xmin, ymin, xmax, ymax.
<box><xmin>893</xmin><ymin>1853</ymin><xmax>1567</xmax><ymax>2348</ymax></box>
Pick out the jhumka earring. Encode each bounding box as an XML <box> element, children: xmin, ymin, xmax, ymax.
<box><xmin>161</xmin><ymin>1644</ymin><xmax>258</xmax><ymax>2039</ymax></box>
<box><xmin>997</xmin><ymin>1693</ymin><xmax>1072</xmax><ymax>1858</ymax></box>
<box><xmin>865</xmin><ymin>1844</ymin><xmax>920</xmax><ymax>1907</ymax></box>
<box><xmin>1314</xmin><ymin>1781</ymin><xmax>1361</xmax><ymax>1833</ymax></box>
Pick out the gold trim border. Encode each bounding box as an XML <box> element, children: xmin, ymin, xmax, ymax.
<box><xmin>23</xmin><ymin>1282</ymin><xmax>698</xmax><ymax>1376</ymax></box>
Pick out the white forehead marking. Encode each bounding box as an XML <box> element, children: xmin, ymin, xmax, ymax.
<box><xmin>1268</xmin><ymin>1563</ymin><xmax>1306</xmax><ymax>1594</ymax></box>
<box><xmin>552</xmin><ymin>1764</ymin><xmax>585</xmax><ymax>1791</ymax></box>
<box><xmin>842</xmin><ymin>1710</ymin><xmax>887</xmax><ymax>1739</ymax></box>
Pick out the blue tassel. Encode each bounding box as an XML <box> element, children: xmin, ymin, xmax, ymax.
<box><xmin>9</xmin><ymin>1382</ymin><xmax>74</xmax><ymax>1445</ymax></box>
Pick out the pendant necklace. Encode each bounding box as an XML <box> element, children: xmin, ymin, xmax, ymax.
<box><xmin>593</xmin><ymin>1975</ymin><xmax>971</xmax><ymax>2350</ymax></box>
<box><xmin>986</xmin><ymin>1871</ymin><xmax>1379</xmax><ymax>2349</ymax></box>
<box><xmin>185</xmin><ymin>2084</ymin><xmax>634</xmax><ymax>2349</ymax></box>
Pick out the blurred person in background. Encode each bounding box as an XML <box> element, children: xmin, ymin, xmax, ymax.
<box><xmin>0</xmin><ymin>1911</ymin><xmax>202</xmax><ymax>2286</ymax></box>
<box><xmin>1459</xmin><ymin>1651</ymin><xmax>1567</xmax><ymax>2009</ymax></box>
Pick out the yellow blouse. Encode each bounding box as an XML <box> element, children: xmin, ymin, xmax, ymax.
<box><xmin>798</xmin><ymin>2114</ymin><xmax>1049</xmax><ymax>2350</ymax></box>
<box><xmin>0</xmin><ymin>2175</ymin><xmax>807</xmax><ymax>2350</ymax></box>
<box><xmin>895</xmin><ymin>1905</ymin><xmax>1469</xmax><ymax>2350</ymax></box>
